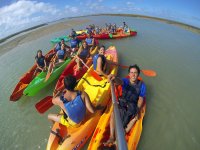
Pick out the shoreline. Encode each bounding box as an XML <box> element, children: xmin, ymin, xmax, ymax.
<box><xmin>0</xmin><ymin>19</ymin><xmax>90</xmax><ymax>56</ymax></box>
<box><xmin>70</xmin><ymin>13</ymin><xmax>200</xmax><ymax>34</ymax></box>
<box><xmin>1</xmin><ymin>13</ymin><xmax>200</xmax><ymax>56</ymax></box>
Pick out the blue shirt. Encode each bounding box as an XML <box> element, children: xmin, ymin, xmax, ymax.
<box><xmin>122</xmin><ymin>78</ymin><xmax>146</xmax><ymax>98</ymax></box>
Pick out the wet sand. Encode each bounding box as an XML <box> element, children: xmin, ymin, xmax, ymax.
<box><xmin>0</xmin><ymin>19</ymin><xmax>90</xmax><ymax>56</ymax></box>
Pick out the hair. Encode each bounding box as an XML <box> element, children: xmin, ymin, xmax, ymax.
<box><xmin>99</xmin><ymin>45</ymin><xmax>105</xmax><ymax>51</ymax></box>
<box><xmin>64</xmin><ymin>75</ymin><xmax>77</xmax><ymax>91</ymax></box>
<box><xmin>128</xmin><ymin>64</ymin><xmax>140</xmax><ymax>75</ymax></box>
<box><xmin>36</xmin><ymin>50</ymin><xmax>42</xmax><ymax>58</ymax></box>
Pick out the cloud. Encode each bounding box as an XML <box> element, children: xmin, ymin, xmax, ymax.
<box><xmin>0</xmin><ymin>0</ymin><xmax>60</xmax><ymax>39</ymax></box>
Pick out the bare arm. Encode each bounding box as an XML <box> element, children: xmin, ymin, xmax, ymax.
<box><xmin>82</xmin><ymin>91</ymin><xmax>95</xmax><ymax>113</ymax></box>
<box><xmin>107</xmin><ymin>74</ymin><xmax>123</xmax><ymax>85</ymax></box>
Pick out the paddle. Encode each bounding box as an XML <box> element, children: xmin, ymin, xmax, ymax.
<box><xmin>109</xmin><ymin>63</ymin><xmax>156</xmax><ymax>77</ymax></box>
<box><xmin>35</xmin><ymin>96</ymin><xmax>53</xmax><ymax>114</ymax></box>
<box><xmin>75</xmin><ymin>55</ymin><xmax>103</xmax><ymax>81</ymax></box>
<box><xmin>45</xmin><ymin>54</ymin><xmax>57</xmax><ymax>81</ymax></box>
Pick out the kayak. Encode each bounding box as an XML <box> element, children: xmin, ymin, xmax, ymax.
<box><xmin>46</xmin><ymin>46</ymin><xmax>118</xmax><ymax>150</ymax></box>
<box><xmin>88</xmin><ymin>82</ymin><xmax>146</xmax><ymax>150</ymax></box>
<box><xmin>51</xmin><ymin>30</ymin><xmax>137</xmax><ymax>43</ymax></box>
<box><xmin>23</xmin><ymin>58</ymin><xmax>71</xmax><ymax>96</ymax></box>
<box><xmin>52</xmin><ymin>46</ymin><xmax>98</xmax><ymax>95</ymax></box>
<box><xmin>10</xmin><ymin>49</ymin><xmax>54</xmax><ymax>101</ymax></box>
<box><xmin>50</xmin><ymin>30</ymin><xmax>87</xmax><ymax>43</ymax></box>
<box><xmin>88</xmin><ymin>84</ymin><xmax>146</xmax><ymax>150</ymax></box>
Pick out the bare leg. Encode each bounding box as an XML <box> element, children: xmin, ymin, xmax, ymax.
<box><xmin>125</xmin><ymin>116</ymin><xmax>138</xmax><ymax>133</ymax></box>
<box><xmin>104</xmin><ymin>112</ymin><xmax>115</xmax><ymax>146</ymax></box>
<box><xmin>48</xmin><ymin>114</ymin><xmax>62</xmax><ymax>124</ymax></box>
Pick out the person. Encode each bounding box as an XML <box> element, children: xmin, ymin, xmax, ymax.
<box><xmin>93</xmin><ymin>45</ymin><xmax>109</xmax><ymax>77</ymax></box>
<box><xmin>69</xmin><ymin>34</ymin><xmax>80</xmax><ymax>56</ymax></box>
<box><xmin>85</xmin><ymin>34</ymin><xmax>95</xmax><ymax>48</ymax></box>
<box><xmin>104</xmin><ymin>64</ymin><xmax>146</xmax><ymax>145</ymax></box>
<box><xmin>123</xmin><ymin>21</ymin><xmax>129</xmax><ymax>33</ymax></box>
<box><xmin>33</xmin><ymin>50</ymin><xmax>47</xmax><ymax>77</ymax></box>
<box><xmin>70</xmin><ymin>28</ymin><xmax>77</xmax><ymax>37</ymax></box>
<box><xmin>48</xmin><ymin>75</ymin><xmax>95</xmax><ymax>128</ymax></box>
<box><xmin>47</xmin><ymin>44</ymin><xmax>67</xmax><ymax>74</ymax></box>
<box><xmin>75</xmin><ymin>41</ymin><xmax>91</xmax><ymax>71</ymax></box>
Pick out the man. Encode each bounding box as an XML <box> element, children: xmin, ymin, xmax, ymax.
<box><xmin>104</xmin><ymin>64</ymin><xmax>146</xmax><ymax>145</ymax></box>
<box><xmin>48</xmin><ymin>75</ymin><xmax>95</xmax><ymax>127</ymax></box>
<box><xmin>93</xmin><ymin>45</ymin><xmax>108</xmax><ymax>77</ymax></box>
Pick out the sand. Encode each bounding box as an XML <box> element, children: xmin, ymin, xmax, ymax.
<box><xmin>1</xmin><ymin>14</ymin><xmax>200</xmax><ymax>56</ymax></box>
<box><xmin>0</xmin><ymin>19</ymin><xmax>90</xmax><ymax>56</ymax></box>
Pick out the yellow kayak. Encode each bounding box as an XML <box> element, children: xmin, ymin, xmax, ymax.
<box><xmin>46</xmin><ymin>46</ymin><xmax>118</xmax><ymax>150</ymax></box>
<box><xmin>88</xmin><ymin>83</ymin><xmax>146</xmax><ymax>150</ymax></box>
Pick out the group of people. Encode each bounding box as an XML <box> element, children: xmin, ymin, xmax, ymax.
<box><xmin>83</xmin><ymin>22</ymin><xmax>130</xmax><ymax>35</ymax></box>
<box><xmin>35</xmin><ymin>22</ymin><xmax>145</xmax><ymax>147</ymax></box>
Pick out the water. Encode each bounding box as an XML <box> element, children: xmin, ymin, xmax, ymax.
<box><xmin>0</xmin><ymin>15</ymin><xmax>200</xmax><ymax>150</ymax></box>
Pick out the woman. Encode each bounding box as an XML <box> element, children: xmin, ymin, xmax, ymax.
<box><xmin>75</xmin><ymin>41</ymin><xmax>91</xmax><ymax>71</ymax></box>
<box><xmin>33</xmin><ymin>50</ymin><xmax>47</xmax><ymax>77</ymax></box>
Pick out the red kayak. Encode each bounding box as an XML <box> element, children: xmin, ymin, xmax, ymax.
<box><xmin>53</xmin><ymin>46</ymin><xmax>98</xmax><ymax>95</ymax></box>
<box><xmin>10</xmin><ymin>49</ymin><xmax>54</xmax><ymax>101</ymax></box>
<box><xmin>77</xmin><ymin>30</ymin><xmax>137</xmax><ymax>40</ymax></box>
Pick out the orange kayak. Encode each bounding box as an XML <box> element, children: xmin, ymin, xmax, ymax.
<box><xmin>10</xmin><ymin>49</ymin><xmax>54</xmax><ymax>101</ymax></box>
<box><xmin>46</xmin><ymin>46</ymin><xmax>118</xmax><ymax>150</ymax></box>
<box><xmin>88</xmin><ymin>83</ymin><xmax>146</xmax><ymax>150</ymax></box>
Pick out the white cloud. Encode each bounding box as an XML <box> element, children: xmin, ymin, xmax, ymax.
<box><xmin>0</xmin><ymin>0</ymin><xmax>59</xmax><ymax>39</ymax></box>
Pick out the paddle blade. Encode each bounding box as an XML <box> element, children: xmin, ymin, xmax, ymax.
<box><xmin>90</xmin><ymin>71</ymin><xmax>103</xmax><ymax>81</ymax></box>
<box><xmin>141</xmin><ymin>70</ymin><xmax>157</xmax><ymax>77</ymax></box>
<box><xmin>35</xmin><ymin>96</ymin><xmax>53</xmax><ymax>114</ymax></box>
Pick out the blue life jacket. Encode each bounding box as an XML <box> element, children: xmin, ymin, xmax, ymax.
<box><xmin>93</xmin><ymin>54</ymin><xmax>106</xmax><ymax>70</ymax></box>
<box><xmin>60</xmin><ymin>91</ymin><xmax>86</xmax><ymax>124</ymax></box>
<box><xmin>55</xmin><ymin>43</ymin><xmax>61</xmax><ymax>51</ymax></box>
<box><xmin>85</xmin><ymin>38</ymin><xmax>93</xmax><ymax>45</ymax></box>
<box><xmin>35</xmin><ymin>56</ymin><xmax>45</xmax><ymax>67</ymax></box>
<box><xmin>80</xmin><ymin>48</ymin><xmax>89</xmax><ymax>58</ymax></box>
<box><xmin>57</xmin><ymin>50</ymin><xmax>65</xmax><ymax>59</ymax></box>
<box><xmin>70</xmin><ymin>39</ymin><xmax>78</xmax><ymax>48</ymax></box>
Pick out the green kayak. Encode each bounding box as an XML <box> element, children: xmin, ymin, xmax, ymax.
<box><xmin>50</xmin><ymin>36</ymin><xmax>71</xmax><ymax>44</ymax></box>
<box><xmin>23</xmin><ymin>58</ymin><xmax>71</xmax><ymax>96</ymax></box>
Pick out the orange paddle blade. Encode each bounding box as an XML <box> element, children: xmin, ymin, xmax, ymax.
<box><xmin>35</xmin><ymin>96</ymin><xmax>53</xmax><ymax>114</ymax></box>
<box><xmin>141</xmin><ymin>70</ymin><xmax>157</xmax><ymax>77</ymax></box>
<box><xmin>90</xmin><ymin>71</ymin><xmax>103</xmax><ymax>81</ymax></box>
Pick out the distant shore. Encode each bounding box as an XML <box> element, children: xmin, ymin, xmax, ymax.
<box><xmin>72</xmin><ymin>13</ymin><xmax>200</xmax><ymax>34</ymax></box>
<box><xmin>0</xmin><ymin>19</ymin><xmax>90</xmax><ymax>56</ymax></box>
<box><xmin>1</xmin><ymin>13</ymin><xmax>199</xmax><ymax>56</ymax></box>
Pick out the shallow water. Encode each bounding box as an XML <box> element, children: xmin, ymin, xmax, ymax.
<box><xmin>0</xmin><ymin>15</ymin><xmax>200</xmax><ymax>150</ymax></box>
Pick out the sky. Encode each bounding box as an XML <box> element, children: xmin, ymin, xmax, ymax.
<box><xmin>0</xmin><ymin>0</ymin><xmax>200</xmax><ymax>39</ymax></box>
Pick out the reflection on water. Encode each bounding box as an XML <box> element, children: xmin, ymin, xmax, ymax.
<box><xmin>0</xmin><ymin>15</ymin><xmax>200</xmax><ymax>150</ymax></box>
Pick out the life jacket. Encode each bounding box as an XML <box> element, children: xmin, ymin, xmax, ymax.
<box><xmin>80</xmin><ymin>47</ymin><xmax>89</xmax><ymax>58</ymax></box>
<box><xmin>93</xmin><ymin>54</ymin><xmax>106</xmax><ymax>70</ymax></box>
<box><xmin>57</xmin><ymin>49</ymin><xmax>65</xmax><ymax>59</ymax></box>
<box><xmin>60</xmin><ymin>91</ymin><xmax>86</xmax><ymax>124</ymax></box>
<box><xmin>55</xmin><ymin>42</ymin><xmax>61</xmax><ymax>51</ymax></box>
<box><xmin>70</xmin><ymin>39</ymin><xmax>78</xmax><ymax>48</ymax></box>
<box><xmin>35</xmin><ymin>56</ymin><xmax>45</xmax><ymax>67</ymax></box>
<box><xmin>119</xmin><ymin>80</ymin><xmax>142</xmax><ymax>115</ymax></box>
<box><xmin>85</xmin><ymin>38</ymin><xmax>93</xmax><ymax>45</ymax></box>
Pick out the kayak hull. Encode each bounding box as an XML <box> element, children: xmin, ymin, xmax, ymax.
<box><xmin>10</xmin><ymin>49</ymin><xmax>54</xmax><ymax>101</ymax></box>
<box><xmin>88</xmin><ymin>83</ymin><xmax>146</xmax><ymax>150</ymax></box>
<box><xmin>23</xmin><ymin>58</ymin><xmax>71</xmax><ymax>96</ymax></box>
<box><xmin>46</xmin><ymin>46</ymin><xmax>118</xmax><ymax>150</ymax></box>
